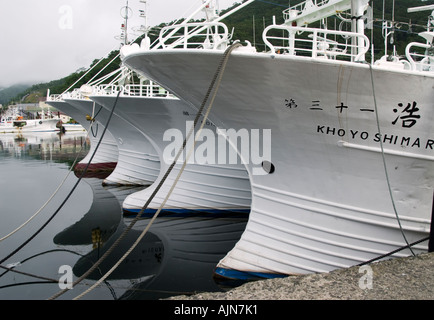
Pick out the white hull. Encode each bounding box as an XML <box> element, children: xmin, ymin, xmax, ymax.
<box><xmin>62</xmin><ymin>123</ymin><xmax>86</xmax><ymax>132</ymax></box>
<box><xmin>0</xmin><ymin>118</ymin><xmax>60</xmax><ymax>133</ymax></box>
<box><xmin>123</xmin><ymin>49</ymin><xmax>433</xmax><ymax>276</ymax></box>
<box><xmin>46</xmin><ymin>100</ymin><xmax>119</xmax><ymax>174</ymax></box>
<box><xmin>91</xmin><ymin>95</ymin><xmax>251</xmax><ymax>217</ymax></box>
<box><xmin>65</xmin><ymin>98</ymin><xmax>160</xmax><ymax>186</ymax></box>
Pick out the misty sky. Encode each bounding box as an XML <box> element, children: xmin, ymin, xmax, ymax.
<box><xmin>0</xmin><ymin>0</ymin><xmax>237</xmax><ymax>88</ymax></box>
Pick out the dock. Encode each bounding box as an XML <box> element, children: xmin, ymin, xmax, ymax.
<box><xmin>168</xmin><ymin>252</ymin><xmax>434</xmax><ymax>300</ymax></box>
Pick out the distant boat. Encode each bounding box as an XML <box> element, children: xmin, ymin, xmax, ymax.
<box><xmin>120</xmin><ymin>0</ymin><xmax>434</xmax><ymax>279</ymax></box>
<box><xmin>0</xmin><ymin>113</ymin><xmax>60</xmax><ymax>133</ymax></box>
<box><xmin>46</xmin><ymin>0</ymin><xmax>159</xmax><ymax>186</ymax></box>
<box><xmin>46</xmin><ymin>98</ymin><xmax>119</xmax><ymax>176</ymax></box>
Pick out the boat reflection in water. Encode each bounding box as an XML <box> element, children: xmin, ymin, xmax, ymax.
<box><xmin>0</xmin><ymin>131</ymin><xmax>89</xmax><ymax>162</ymax></box>
<box><xmin>45</xmin><ymin>99</ymin><xmax>119</xmax><ymax>176</ymax></box>
<box><xmin>53</xmin><ymin>178</ymin><xmax>124</xmax><ymax>247</ymax></box>
<box><xmin>54</xmin><ymin>178</ymin><xmax>248</xmax><ymax>300</ymax></box>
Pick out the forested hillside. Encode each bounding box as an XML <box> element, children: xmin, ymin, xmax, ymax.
<box><xmin>0</xmin><ymin>84</ymin><xmax>31</xmax><ymax>106</ymax></box>
<box><xmin>6</xmin><ymin>50</ymin><xmax>121</xmax><ymax>105</ymax></box>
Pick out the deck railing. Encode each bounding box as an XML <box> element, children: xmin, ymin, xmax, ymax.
<box><xmin>158</xmin><ymin>21</ymin><xmax>230</xmax><ymax>50</ymax></box>
<box><xmin>263</xmin><ymin>25</ymin><xmax>370</xmax><ymax>62</ymax></box>
<box><xmin>122</xmin><ymin>84</ymin><xmax>174</xmax><ymax>98</ymax></box>
<box><xmin>405</xmin><ymin>42</ymin><xmax>434</xmax><ymax>72</ymax></box>
<box><xmin>93</xmin><ymin>84</ymin><xmax>176</xmax><ymax>98</ymax></box>
<box><xmin>48</xmin><ymin>94</ymin><xmax>61</xmax><ymax>101</ymax></box>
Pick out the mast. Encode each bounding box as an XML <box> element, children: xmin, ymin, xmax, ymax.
<box><xmin>138</xmin><ymin>0</ymin><xmax>151</xmax><ymax>50</ymax></box>
<box><xmin>283</xmin><ymin>1</ymin><xmax>369</xmax><ymax>60</ymax></box>
<box><xmin>351</xmin><ymin>0</ymin><xmax>369</xmax><ymax>61</ymax></box>
<box><xmin>120</xmin><ymin>1</ymin><xmax>132</xmax><ymax>45</ymax></box>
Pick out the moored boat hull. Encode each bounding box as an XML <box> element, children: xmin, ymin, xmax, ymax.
<box><xmin>90</xmin><ymin>94</ymin><xmax>251</xmax><ymax>218</ymax></box>
<box><xmin>123</xmin><ymin>48</ymin><xmax>433</xmax><ymax>276</ymax></box>
<box><xmin>46</xmin><ymin>100</ymin><xmax>119</xmax><ymax>176</ymax></box>
<box><xmin>65</xmin><ymin>98</ymin><xmax>160</xmax><ymax>186</ymax></box>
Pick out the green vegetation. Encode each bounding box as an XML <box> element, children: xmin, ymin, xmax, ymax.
<box><xmin>0</xmin><ymin>83</ymin><xmax>31</xmax><ymax>105</ymax></box>
<box><xmin>5</xmin><ymin>50</ymin><xmax>121</xmax><ymax>105</ymax></box>
<box><xmin>4</xmin><ymin>0</ymin><xmax>433</xmax><ymax>106</ymax></box>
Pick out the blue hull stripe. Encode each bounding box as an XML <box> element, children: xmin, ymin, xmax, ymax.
<box><xmin>123</xmin><ymin>207</ymin><xmax>250</xmax><ymax>218</ymax></box>
<box><xmin>214</xmin><ymin>267</ymin><xmax>287</xmax><ymax>281</ymax></box>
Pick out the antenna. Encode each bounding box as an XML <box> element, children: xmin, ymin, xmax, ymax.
<box><xmin>120</xmin><ymin>1</ymin><xmax>133</xmax><ymax>45</ymax></box>
<box><xmin>138</xmin><ymin>0</ymin><xmax>150</xmax><ymax>36</ymax></box>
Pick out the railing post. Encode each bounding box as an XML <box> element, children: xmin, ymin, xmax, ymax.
<box><xmin>312</xmin><ymin>30</ymin><xmax>317</xmax><ymax>58</ymax></box>
<box><xmin>184</xmin><ymin>25</ymin><xmax>188</xmax><ymax>49</ymax></box>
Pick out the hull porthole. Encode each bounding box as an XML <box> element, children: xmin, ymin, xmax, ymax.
<box><xmin>262</xmin><ymin>161</ymin><xmax>275</xmax><ymax>174</ymax></box>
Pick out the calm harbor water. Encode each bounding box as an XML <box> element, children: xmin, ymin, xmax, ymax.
<box><xmin>0</xmin><ymin>131</ymin><xmax>248</xmax><ymax>300</ymax></box>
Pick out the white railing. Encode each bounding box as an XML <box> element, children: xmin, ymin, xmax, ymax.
<box><xmin>48</xmin><ymin>94</ymin><xmax>61</xmax><ymax>101</ymax></box>
<box><xmin>122</xmin><ymin>84</ymin><xmax>174</xmax><ymax>98</ymax></box>
<box><xmin>48</xmin><ymin>83</ymin><xmax>176</xmax><ymax>102</ymax></box>
<box><xmin>263</xmin><ymin>25</ymin><xmax>370</xmax><ymax>62</ymax></box>
<box><xmin>63</xmin><ymin>88</ymin><xmax>86</xmax><ymax>100</ymax></box>
<box><xmin>93</xmin><ymin>85</ymin><xmax>119</xmax><ymax>96</ymax></box>
<box><xmin>93</xmin><ymin>84</ymin><xmax>176</xmax><ymax>98</ymax></box>
<box><xmin>405</xmin><ymin>42</ymin><xmax>434</xmax><ymax>72</ymax></box>
<box><xmin>158</xmin><ymin>21</ymin><xmax>230</xmax><ymax>50</ymax></box>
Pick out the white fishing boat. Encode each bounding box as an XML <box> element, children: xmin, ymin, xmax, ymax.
<box><xmin>120</xmin><ymin>0</ymin><xmax>434</xmax><ymax>279</ymax></box>
<box><xmin>89</xmin><ymin>80</ymin><xmax>251</xmax><ymax>217</ymax></box>
<box><xmin>63</xmin><ymin>92</ymin><xmax>160</xmax><ymax>186</ymax></box>
<box><xmin>45</xmin><ymin>0</ymin><xmax>159</xmax><ymax>186</ymax></box>
<box><xmin>0</xmin><ymin>107</ymin><xmax>60</xmax><ymax>133</ymax></box>
<box><xmin>64</xmin><ymin>1</ymin><xmax>251</xmax><ymax>216</ymax></box>
<box><xmin>46</xmin><ymin>96</ymin><xmax>119</xmax><ymax>175</ymax></box>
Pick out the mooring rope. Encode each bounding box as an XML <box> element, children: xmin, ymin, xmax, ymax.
<box><xmin>356</xmin><ymin>65</ymin><xmax>432</xmax><ymax>296</ymax></box>
<box><xmin>0</xmin><ymin>104</ymin><xmax>101</xmax><ymax>243</ymax></box>
<box><xmin>358</xmin><ymin>236</ymin><xmax>429</xmax><ymax>266</ymax></box>
<box><xmin>48</xmin><ymin>42</ymin><xmax>242</xmax><ymax>300</ymax></box>
<box><xmin>0</xmin><ymin>92</ymin><xmax>121</xmax><ymax>267</ymax></box>
<box><xmin>368</xmin><ymin>63</ymin><xmax>415</xmax><ymax>256</ymax></box>
<box><xmin>0</xmin><ymin>249</ymin><xmax>87</xmax><ymax>282</ymax></box>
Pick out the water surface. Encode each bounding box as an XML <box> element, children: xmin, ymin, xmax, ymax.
<box><xmin>0</xmin><ymin>131</ymin><xmax>247</xmax><ymax>300</ymax></box>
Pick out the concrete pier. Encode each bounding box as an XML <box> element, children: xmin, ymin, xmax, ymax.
<box><xmin>168</xmin><ymin>252</ymin><xmax>434</xmax><ymax>300</ymax></box>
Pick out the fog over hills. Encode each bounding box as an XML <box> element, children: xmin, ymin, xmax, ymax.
<box><xmin>0</xmin><ymin>84</ymin><xmax>32</xmax><ymax>105</ymax></box>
